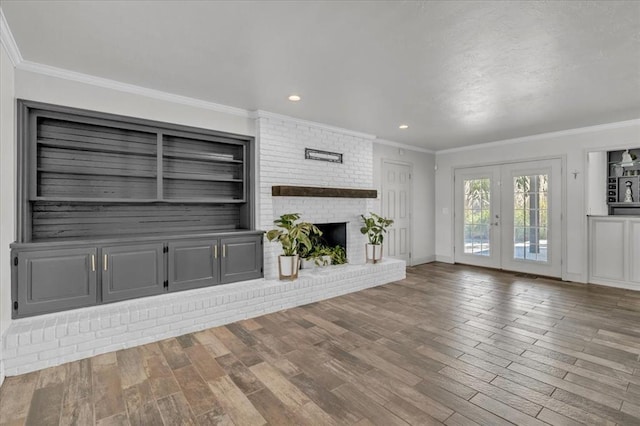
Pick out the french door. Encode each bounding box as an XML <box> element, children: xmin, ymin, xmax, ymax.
<box><xmin>454</xmin><ymin>159</ymin><xmax>562</xmax><ymax>278</ymax></box>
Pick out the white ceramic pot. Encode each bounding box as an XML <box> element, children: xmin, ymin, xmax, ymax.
<box><xmin>365</xmin><ymin>243</ymin><xmax>383</xmax><ymax>263</ymax></box>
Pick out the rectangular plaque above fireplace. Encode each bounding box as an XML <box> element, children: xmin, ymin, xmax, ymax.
<box><xmin>272</xmin><ymin>185</ymin><xmax>377</xmax><ymax>198</ymax></box>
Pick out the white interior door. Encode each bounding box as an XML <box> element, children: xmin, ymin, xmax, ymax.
<box><xmin>455</xmin><ymin>159</ymin><xmax>563</xmax><ymax>277</ymax></box>
<box><xmin>382</xmin><ymin>161</ymin><xmax>412</xmax><ymax>264</ymax></box>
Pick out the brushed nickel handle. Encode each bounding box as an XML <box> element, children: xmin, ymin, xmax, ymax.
<box><xmin>91</xmin><ymin>254</ymin><xmax>95</xmax><ymax>272</ymax></box>
<box><xmin>223</xmin><ymin>245</ymin><xmax>226</xmax><ymax>258</ymax></box>
<box><xmin>103</xmin><ymin>254</ymin><xmax>108</xmax><ymax>271</ymax></box>
<box><xmin>214</xmin><ymin>245</ymin><xmax>218</xmax><ymax>259</ymax></box>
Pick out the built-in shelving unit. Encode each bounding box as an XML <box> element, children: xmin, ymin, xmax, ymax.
<box><xmin>607</xmin><ymin>148</ymin><xmax>640</xmax><ymax>215</ymax></box>
<box><xmin>12</xmin><ymin>100</ymin><xmax>262</xmax><ymax>318</ymax></box>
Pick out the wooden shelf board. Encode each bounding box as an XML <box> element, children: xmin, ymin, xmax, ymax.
<box><xmin>163</xmin><ymin>172</ymin><xmax>242</xmax><ymax>183</ymax></box>
<box><xmin>37</xmin><ymin>167</ymin><xmax>156</xmax><ymax>179</ymax></box>
<box><xmin>31</xmin><ymin>196</ymin><xmax>245</xmax><ymax>204</ymax></box>
<box><xmin>163</xmin><ymin>151</ymin><xmax>242</xmax><ymax>163</ymax></box>
<box><xmin>272</xmin><ymin>185</ymin><xmax>377</xmax><ymax>198</ymax></box>
<box><xmin>38</xmin><ymin>139</ymin><xmax>156</xmax><ymax>158</ymax></box>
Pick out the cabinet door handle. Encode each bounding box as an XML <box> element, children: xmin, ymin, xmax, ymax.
<box><xmin>91</xmin><ymin>254</ymin><xmax>96</xmax><ymax>272</ymax></box>
<box><xmin>104</xmin><ymin>254</ymin><xmax>108</xmax><ymax>271</ymax></box>
<box><xmin>214</xmin><ymin>245</ymin><xmax>218</xmax><ymax>259</ymax></box>
<box><xmin>223</xmin><ymin>245</ymin><xmax>226</xmax><ymax>258</ymax></box>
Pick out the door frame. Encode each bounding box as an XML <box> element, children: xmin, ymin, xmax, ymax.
<box><xmin>381</xmin><ymin>159</ymin><xmax>414</xmax><ymax>266</ymax></box>
<box><xmin>450</xmin><ymin>155</ymin><xmax>567</xmax><ymax>280</ymax></box>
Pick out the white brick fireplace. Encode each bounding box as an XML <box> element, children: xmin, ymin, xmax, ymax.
<box><xmin>256</xmin><ymin>112</ymin><xmax>379</xmax><ymax>278</ymax></box>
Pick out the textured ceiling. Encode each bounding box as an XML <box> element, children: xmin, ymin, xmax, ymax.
<box><xmin>2</xmin><ymin>0</ymin><xmax>640</xmax><ymax>150</ymax></box>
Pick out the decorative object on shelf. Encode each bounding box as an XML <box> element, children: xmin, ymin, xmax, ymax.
<box><xmin>621</xmin><ymin>149</ymin><xmax>635</xmax><ymax>167</ymax></box>
<box><xmin>614</xmin><ymin>164</ymin><xmax>623</xmax><ymax>177</ymax></box>
<box><xmin>360</xmin><ymin>212</ymin><xmax>394</xmax><ymax>264</ymax></box>
<box><xmin>624</xmin><ymin>181</ymin><xmax>634</xmax><ymax>203</ymax></box>
<box><xmin>305</xmin><ymin>148</ymin><xmax>343</xmax><ymax>163</ymax></box>
<box><xmin>266</xmin><ymin>213</ymin><xmax>321</xmax><ymax>280</ymax></box>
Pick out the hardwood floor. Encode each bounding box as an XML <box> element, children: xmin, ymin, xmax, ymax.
<box><xmin>2</xmin><ymin>262</ymin><xmax>640</xmax><ymax>425</ymax></box>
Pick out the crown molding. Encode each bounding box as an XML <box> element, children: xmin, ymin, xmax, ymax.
<box><xmin>252</xmin><ymin>110</ymin><xmax>376</xmax><ymax>140</ymax></box>
<box><xmin>0</xmin><ymin>8</ymin><xmax>22</xmax><ymax>66</ymax></box>
<box><xmin>375</xmin><ymin>138</ymin><xmax>434</xmax><ymax>154</ymax></box>
<box><xmin>16</xmin><ymin>60</ymin><xmax>252</xmax><ymax>118</ymax></box>
<box><xmin>436</xmin><ymin>119</ymin><xmax>640</xmax><ymax>155</ymax></box>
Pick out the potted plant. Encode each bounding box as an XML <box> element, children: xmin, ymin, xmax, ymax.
<box><xmin>266</xmin><ymin>213</ymin><xmax>321</xmax><ymax>280</ymax></box>
<box><xmin>298</xmin><ymin>227</ymin><xmax>324</xmax><ymax>269</ymax></box>
<box><xmin>360</xmin><ymin>212</ymin><xmax>394</xmax><ymax>263</ymax></box>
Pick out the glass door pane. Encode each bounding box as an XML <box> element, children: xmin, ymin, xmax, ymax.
<box><xmin>513</xmin><ymin>174</ymin><xmax>549</xmax><ymax>262</ymax></box>
<box><xmin>463</xmin><ymin>178</ymin><xmax>491</xmax><ymax>256</ymax></box>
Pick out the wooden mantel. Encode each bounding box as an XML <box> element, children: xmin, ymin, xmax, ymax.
<box><xmin>272</xmin><ymin>185</ymin><xmax>377</xmax><ymax>198</ymax></box>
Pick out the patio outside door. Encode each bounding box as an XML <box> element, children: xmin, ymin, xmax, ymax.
<box><xmin>454</xmin><ymin>159</ymin><xmax>562</xmax><ymax>278</ymax></box>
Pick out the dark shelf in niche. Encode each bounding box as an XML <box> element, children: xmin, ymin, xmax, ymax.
<box><xmin>272</xmin><ymin>185</ymin><xmax>377</xmax><ymax>198</ymax></box>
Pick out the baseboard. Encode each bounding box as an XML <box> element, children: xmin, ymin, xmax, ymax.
<box><xmin>435</xmin><ymin>255</ymin><xmax>454</xmax><ymax>264</ymax></box>
<box><xmin>411</xmin><ymin>256</ymin><xmax>435</xmax><ymax>266</ymax></box>
<box><xmin>0</xmin><ymin>357</ymin><xmax>4</xmax><ymax>387</ymax></box>
<box><xmin>563</xmin><ymin>272</ymin><xmax>586</xmax><ymax>283</ymax></box>
<box><xmin>588</xmin><ymin>277</ymin><xmax>640</xmax><ymax>291</ymax></box>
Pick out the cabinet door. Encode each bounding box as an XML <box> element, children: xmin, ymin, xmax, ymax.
<box><xmin>15</xmin><ymin>248</ymin><xmax>98</xmax><ymax>317</ymax></box>
<box><xmin>101</xmin><ymin>243</ymin><xmax>165</xmax><ymax>303</ymax></box>
<box><xmin>590</xmin><ymin>218</ymin><xmax>626</xmax><ymax>282</ymax></box>
<box><xmin>168</xmin><ymin>239</ymin><xmax>219</xmax><ymax>291</ymax></box>
<box><xmin>220</xmin><ymin>235</ymin><xmax>263</xmax><ymax>284</ymax></box>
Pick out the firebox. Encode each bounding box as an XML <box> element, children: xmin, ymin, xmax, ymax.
<box><xmin>314</xmin><ymin>222</ymin><xmax>347</xmax><ymax>256</ymax></box>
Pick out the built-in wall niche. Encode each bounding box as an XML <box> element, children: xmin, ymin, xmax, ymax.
<box><xmin>607</xmin><ymin>148</ymin><xmax>640</xmax><ymax>215</ymax></box>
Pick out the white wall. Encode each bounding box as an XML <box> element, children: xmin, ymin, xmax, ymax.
<box><xmin>373</xmin><ymin>143</ymin><xmax>436</xmax><ymax>265</ymax></box>
<box><xmin>0</xmin><ymin>43</ymin><xmax>16</xmax><ymax>385</ymax></box>
<box><xmin>435</xmin><ymin>122</ymin><xmax>640</xmax><ymax>282</ymax></box>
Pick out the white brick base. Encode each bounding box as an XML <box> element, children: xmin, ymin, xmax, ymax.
<box><xmin>2</xmin><ymin>259</ymin><xmax>405</xmax><ymax>376</ymax></box>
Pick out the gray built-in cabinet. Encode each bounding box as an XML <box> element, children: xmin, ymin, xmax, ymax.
<box><xmin>11</xmin><ymin>100</ymin><xmax>263</xmax><ymax>318</ymax></box>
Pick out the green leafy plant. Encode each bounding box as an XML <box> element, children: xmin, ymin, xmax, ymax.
<box><xmin>307</xmin><ymin>244</ymin><xmax>347</xmax><ymax>266</ymax></box>
<box><xmin>266</xmin><ymin>213</ymin><xmax>321</xmax><ymax>256</ymax></box>
<box><xmin>360</xmin><ymin>212</ymin><xmax>394</xmax><ymax>245</ymax></box>
<box><xmin>327</xmin><ymin>245</ymin><xmax>347</xmax><ymax>264</ymax></box>
<box><xmin>297</xmin><ymin>227</ymin><xmax>324</xmax><ymax>260</ymax></box>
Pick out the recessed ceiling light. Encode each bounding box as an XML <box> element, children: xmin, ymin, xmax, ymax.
<box><xmin>288</xmin><ymin>95</ymin><xmax>301</xmax><ymax>102</ymax></box>
<box><xmin>399</xmin><ymin>124</ymin><xmax>409</xmax><ymax>129</ymax></box>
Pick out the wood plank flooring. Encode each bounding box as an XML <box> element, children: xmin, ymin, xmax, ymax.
<box><xmin>2</xmin><ymin>262</ymin><xmax>640</xmax><ymax>425</ymax></box>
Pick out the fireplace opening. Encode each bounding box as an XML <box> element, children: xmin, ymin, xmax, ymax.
<box><xmin>314</xmin><ymin>222</ymin><xmax>347</xmax><ymax>256</ymax></box>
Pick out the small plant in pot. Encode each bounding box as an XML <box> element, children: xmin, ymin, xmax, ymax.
<box><xmin>303</xmin><ymin>244</ymin><xmax>348</xmax><ymax>269</ymax></box>
<box><xmin>266</xmin><ymin>213</ymin><xmax>321</xmax><ymax>280</ymax></box>
<box><xmin>360</xmin><ymin>212</ymin><xmax>394</xmax><ymax>263</ymax></box>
